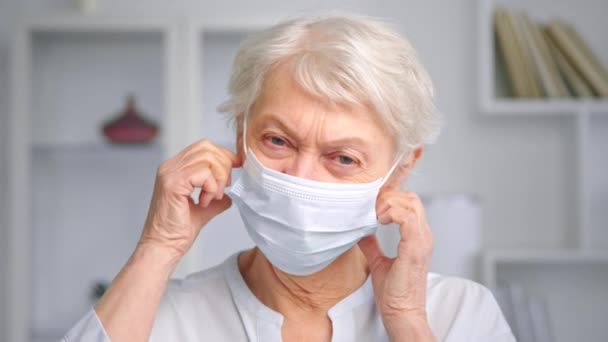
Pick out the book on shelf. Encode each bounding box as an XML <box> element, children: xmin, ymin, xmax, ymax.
<box><xmin>493</xmin><ymin>7</ymin><xmax>608</xmax><ymax>99</ymax></box>
<box><xmin>507</xmin><ymin>12</ymin><xmax>542</xmax><ymax>97</ymax></box>
<box><xmin>522</xmin><ymin>14</ymin><xmax>569</xmax><ymax>98</ymax></box>
<box><xmin>543</xmin><ymin>28</ymin><xmax>594</xmax><ymax>97</ymax></box>
<box><xmin>494</xmin><ymin>8</ymin><xmax>531</xmax><ymax>97</ymax></box>
<box><xmin>545</xmin><ymin>20</ymin><xmax>608</xmax><ymax>97</ymax></box>
<box><xmin>562</xmin><ymin>22</ymin><xmax>608</xmax><ymax>83</ymax></box>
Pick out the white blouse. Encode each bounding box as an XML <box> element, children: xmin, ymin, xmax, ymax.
<box><xmin>63</xmin><ymin>252</ymin><xmax>515</xmax><ymax>341</ymax></box>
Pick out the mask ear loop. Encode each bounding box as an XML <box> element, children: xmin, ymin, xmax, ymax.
<box><xmin>379</xmin><ymin>149</ymin><xmax>408</xmax><ymax>188</ymax></box>
<box><xmin>241</xmin><ymin>113</ymin><xmax>248</xmax><ymax>154</ymax></box>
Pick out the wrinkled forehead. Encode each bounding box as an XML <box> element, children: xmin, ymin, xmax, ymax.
<box><xmin>244</xmin><ymin>62</ymin><xmax>397</xmax><ymax>151</ymax></box>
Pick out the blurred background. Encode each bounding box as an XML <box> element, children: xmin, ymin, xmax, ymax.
<box><xmin>0</xmin><ymin>0</ymin><xmax>606</xmax><ymax>341</ymax></box>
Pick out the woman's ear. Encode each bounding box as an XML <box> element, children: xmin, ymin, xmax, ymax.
<box><xmin>381</xmin><ymin>147</ymin><xmax>424</xmax><ymax>192</ymax></box>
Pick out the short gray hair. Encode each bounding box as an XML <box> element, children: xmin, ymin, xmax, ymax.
<box><xmin>219</xmin><ymin>14</ymin><xmax>442</xmax><ymax>151</ymax></box>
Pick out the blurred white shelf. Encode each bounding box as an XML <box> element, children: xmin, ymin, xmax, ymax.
<box><xmin>483</xmin><ymin>249</ymin><xmax>608</xmax><ymax>288</ymax></box>
<box><xmin>484</xmin><ymin>249</ymin><xmax>608</xmax><ymax>263</ymax></box>
<box><xmin>482</xmin><ymin>99</ymin><xmax>608</xmax><ymax>115</ymax></box>
<box><xmin>31</xmin><ymin>141</ymin><xmax>163</xmax><ymax>153</ymax></box>
<box><xmin>483</xmin><ymin>249</ymin><xmax>608</xmax><ymax>342</ymax></box>
<box><xmin>23</xmin><ymin>14</ymin><xmax>174</xmax><ymax>32</ymax></box>
<box><xmin>483</xmin><ymin>250</ymin><xmax>608</xmax><ymax>276</ymax></box>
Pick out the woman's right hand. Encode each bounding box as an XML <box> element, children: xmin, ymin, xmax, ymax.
<box><xmin>139</xmin><ymin>139</ymin><xmax>242</xmax><ymax>257</ymax></box>
<box><xmin>93</xmin><ymin>140</ymin><xmax>241</xmax><ymax>342</ymax></box>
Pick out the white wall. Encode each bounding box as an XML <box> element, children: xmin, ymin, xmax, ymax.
<box><xmin>0</xmin><ymin>44</ymin><xmax>8</xmax><ymax>342</ymax></box>
<box><xmin>0</xmin><ymin>0</ymin><xmax>606</xmax><ymax>336</ymax></box>
<box><xmin>0</xmin><ymin>1</ymin><xmax>17</xmax><ymax>337</ymax></box>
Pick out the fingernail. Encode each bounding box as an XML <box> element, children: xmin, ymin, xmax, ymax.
<box><xmin>377</xmin><ymin>213</ymin><xmax>389</xmax><ymax>225</ymax></box>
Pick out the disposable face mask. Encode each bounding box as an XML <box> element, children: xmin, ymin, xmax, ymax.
<box><xmin>227</xmin><ymin>119</ymin><xmax>402</xmax><ymax>276</ymax></box>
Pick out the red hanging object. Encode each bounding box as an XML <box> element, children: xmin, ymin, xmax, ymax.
<box><xmin>102</xmin><ymin>94</ymin><xmax>159</xmax><ymax>144</ymax></box>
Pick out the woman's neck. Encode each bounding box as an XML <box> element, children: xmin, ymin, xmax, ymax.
<box><xmin>238</xmin><ymin>246</ymin><xmax>370</xmax><ymax>318</ymax></box>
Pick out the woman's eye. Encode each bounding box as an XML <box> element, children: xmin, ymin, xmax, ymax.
<box><xmin>337</xmin><ymin>155</ymin><xmax>355</xmax><ymax>165</ymax></box>
<box><xmin>270</xmin><ymin>136</ymin><xmax>286</xmax><ymax>146</ymax></box>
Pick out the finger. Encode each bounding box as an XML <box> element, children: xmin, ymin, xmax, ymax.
<box><xmin>377</xmin><ymin>210</ymin><xmax>393</xmax><ymax>225</ymax></box>
<box><xmin>183</xmin><ymin>153</ymin><xmax>230</xmax><ymax>198</ymax></box>
<box><xmin>212</xmin><ymin>148</ymin><xmax>235</xmax><ymax>172</ymax></box>
<box><xmin>378</xmin><ymin>206</ymin><xmax>419</xmax><ymax>237</ymax></box>
<box><xmin>376</xmin><ymin>191</ymin><xmax>412</xmax><ymax>217</ymax></box>
<box><xmin>206</xmin><ymin>161</ymin><xmax>230</xmax><ymax>200</ymax></box>
<box><xmin>178</xmin><ymin>147</ymin><xmax>223</xmax><ymax>171</ymax></box>
<box><xmin>180</xmin><ymin>139</ymin><xmax>216</xmax><ymax>158</ymax></box>
<box><xmin>377</xmin><ymin>193</ymin><xmax>425</xmax><ymax>228</ymax></box>
<box><xmin>381</xmin><ymin>208</ymin><xmax>432</xmax><ymax>265</ymax></box>
<box><xmin>375</xmin><ymin>192</ymin><xmax>400</xmax><ymax>218</ymax></box>
<box><xmin>177</xmin><ymin>140</ymin><xmax>232</xmax><ymax>167</ymax></box>
<box><xmin>174</xmin><ymin>142</ymin><xmax>241</xmax><ymax>195</ymax></box>
<box><xmin>207</xmin><ymin>149</ymin><xmax>239</xmax><ymax>197</ymax></box>
<box><xmin>199</xmin><ymin>173</ymin><xmax>219</xmax><ymax>208</ymax></box>
<box><xmin>190</xmin><ymin>194</ymin><xmax>233</xmax><ymax>226</ymax></box>
<box><xmin>190</xmin><ymin>149</ymin><xmax>237</xmax><ymax>200</ymax></box>
<box><xmin>375</xmin><ymin>199</ymin><xmax>391</xmax><ymax>218</ymax></box>
<box><xmin>358</xmin><ymin>235</ymin><xmax>386</xmax><ymax>270</ymax></box>
<box><xmin>181</xmin><ymin>163</ymin><xmax>212</xmax><ymax>190</ymax></box>
<box><xmin>214</xmin><ymin>171</ymin><xmax>232</xmax><ymax>200</ymax></box>
<box><xmin>402</xmin><ymin>192</ymin><xmax>428</xmax><ymax>233</ymax></box>
<box><xmin>179</xmin><ymin>163</ymin><xmax>216</xmax><ymax>206</ymax></box>
<box><xmin>206</xmin><ymin>195</ymin><xmax>232</xmax><ymax>216</ymax></box>
<box><xmin>216</xmin><ymin>145</ymin><xmax>243</xmax><ymax>168</ymax></box>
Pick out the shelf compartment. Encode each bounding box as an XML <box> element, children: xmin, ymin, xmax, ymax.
<box><xmin>6</xmin><ymin>15</ymin><xmax>185</xmax><ymax>342</ymax></box>
<box><xmin>28</xmin><ymin>27</ymin><xmax>167</xmax><ymax>334</ymax></box>
<box><xmin>30</xmin><ymin>30</ymin><xmax>165</xmax><ymax>146</ymax></box>
<box><xmin>585</xmin><ymin>113</ymin><xmax>608</xmax><ymax>249</ymax></box>
<box><xmin>30</xmin><ymin>143</ymin><xmax>161</xmax><ymax>334</ymax></box>
<box><xmin>482</xmin><ymin>99</ymin><xmax>608</xmax><ymax>115</ymax></box>
<box><xmin>483</xmin><ymin>250</ymin><xmax>608</xmax><ymax>342</ymax></box>
<box><xmin>478</xmin><ymin>0</ymin><xmax>608</xmax><ymax>114</ymax></box>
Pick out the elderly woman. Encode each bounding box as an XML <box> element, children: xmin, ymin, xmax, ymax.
<box><xmin>64</xmin><ymin>14</ymin><xmax>514</xmax><ymax>342</ymax></box>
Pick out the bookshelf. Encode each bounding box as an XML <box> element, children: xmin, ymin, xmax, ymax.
<box><xmin>6</xmin><ymin>15</ymin><xmax>187</xmax><ymax>342</ymax></box>
<box><xmin>6</xmin><ymin>15</ymin><xmax>273</xmax><ymax>342</ymax></box>
<box><xmin>478</xmin><ymin>0</ymin><xmax>608</xmax><ymax>340</ymax></box>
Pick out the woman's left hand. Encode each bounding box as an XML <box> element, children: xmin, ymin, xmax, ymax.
<box><xmin>358</xmin><ymin>190</ymin><xmax>435</xmax><ymax>341</ymax></box>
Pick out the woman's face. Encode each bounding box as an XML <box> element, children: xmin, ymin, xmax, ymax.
<box><xmin>242</xmin><ymin>62</ymin><xmax>399</xmax><ymax>184</ymax></box>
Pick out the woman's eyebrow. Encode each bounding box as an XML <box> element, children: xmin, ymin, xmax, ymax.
<box><xmin>256</xmin><ymin>113</ymin><xmax>298</xmax><ymax>136</ymax></box>
<box><xmin>324</xmin><ymin>137</ymin><xmax>368</xmax><ymax>150</ymax></box>
<box><xmin>256</xmin><ymin>113</ymin><xmax>371</xmax><ymax>152</ymax></box>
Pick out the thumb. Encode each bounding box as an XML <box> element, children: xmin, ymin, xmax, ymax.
<box><xmin>358</xmin><ymin>235</ymin><xmax>386</xmax><ymax>271</ymax></box>
<box><xmin>192</xmin><ymin>195</ymin><xmax>232</xmax><ymax>227</ymax></box>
